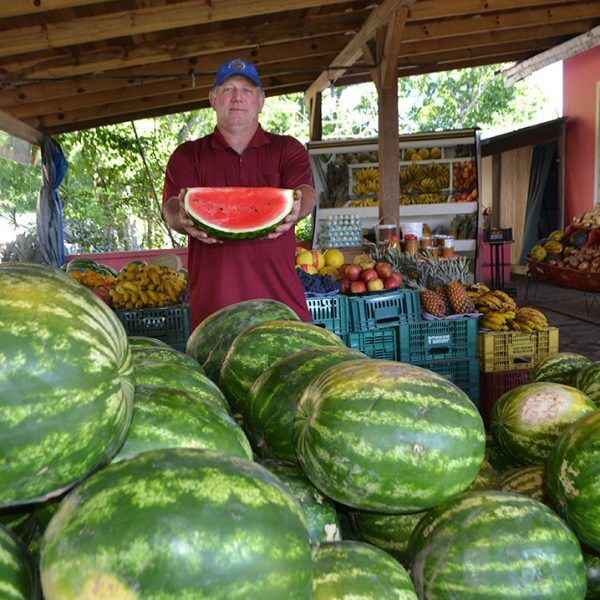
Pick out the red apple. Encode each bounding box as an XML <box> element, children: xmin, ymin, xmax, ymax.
<box><xmin>346</xmin><ymin>264</ymin><xmax>361</xmax><ymax>281</ymax></box>
<box><xmin>375</xmin><ymin>261</ymin><xmax>393</xmax><ymax>279</ymax></box>
<box><xmin>367</xmin><ymin>278</ymin><xmax>384</xmax><ymax>292</ymax></box>
<box><xmin>360</xmin><ymin>268</ymin><xmax>378</xmax><ymax>283</ymax></box>
<box><xmin>388</xmin><ymin>272</ymin><xmax>404</xmax><ymax>286</ymax></box>
<box><xmin>383</xmin><ymin>277</ymin><xmax>401</xmax><ymax>290</ymax></box>
<box><xmin>340</xmin><ymin>278</ymin><xmax>352</xmax><ymax>294</ymax></box>
<box><xmin>350</xmin><ymin>280</ymin><xmax>367</xmax><ymax>294</ymax></box>
<box><xmin>339</xmin><ymin>263</ymin><xmax>352</xmax><ymax>278</ymax></box>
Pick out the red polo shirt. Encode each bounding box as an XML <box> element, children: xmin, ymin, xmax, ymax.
<box><xmin>163</xmin><ymin>125</ymin><xmax>313</xmax><ymax>329</ymax></box>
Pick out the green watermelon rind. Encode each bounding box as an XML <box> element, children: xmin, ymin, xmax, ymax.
<box><xmin>0</xmin><ymin>524</ymin><xmax>40</xmax><ymax>599</ymax></box>
<box><xmin>575</xmin><ymin>361</ymin><xmax>600</xmax><ymax>407</ymax></box>
<box><xmin>529</xmin><ymin>353</ymin><xmax>592</xmax><ymax>386</ymax></box>
<box><xmin>130</xmin><ymin>347</ymin><xmax>202</xmax><ymax>371</ymax></box>
<box><xmin>184</xmin><ymin>187</ymin><xmax>295</xmax><ymax>240</ymax></box>
<box><xmin>499</xmin><ymin>465</ymin><xmax>548</xmax><ymax>504</ymax></box>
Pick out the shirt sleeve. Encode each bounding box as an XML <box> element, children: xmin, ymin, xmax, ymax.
<box><xmin>162</xmin><ymin>141</ymin><xmax>199</xmax><ymax>204</ymax></box>
<box><xmin>279</xmin><ymin>137</ymin><xmax>314</xmax><ymax>190</ymax></box>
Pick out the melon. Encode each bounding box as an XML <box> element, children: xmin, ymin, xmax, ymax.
<box><xmin>184</xmin><ymin>187</ymin><xmax>294</xmax><ymax>240</ymax></box>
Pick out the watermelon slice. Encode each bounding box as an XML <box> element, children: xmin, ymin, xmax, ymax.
<box><xmin>184</xmin><ymin>187</ymin><xmax>295</xmax><ymax>240</ymax></box>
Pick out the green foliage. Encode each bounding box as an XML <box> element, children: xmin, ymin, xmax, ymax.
<box><xmin>0</xmin><ymin>157</ymin><xmax>40</xmax><ymax>228</ymax></box>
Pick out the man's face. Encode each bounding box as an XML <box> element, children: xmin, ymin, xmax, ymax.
<box><xmin>209</xmin><ymin>75</ymin><xmax>264</xmax><ymax>130</ymax></box>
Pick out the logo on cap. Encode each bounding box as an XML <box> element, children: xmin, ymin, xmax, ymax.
<box><xmin>229</xmin><ymin>59</ymin><xmax>247</xmax><ymax>71</ymax></box>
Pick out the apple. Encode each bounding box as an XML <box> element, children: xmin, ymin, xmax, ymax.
<box><xmin>375</xmin><ymin>261</ymin><xmax>393</xmax><ymax>279</ymax></box>
<box><xmin>360</xmin><ymin>268</ymin><xmax>378</xmax><ymax>283</ymax></box>
<box><xmin>339</xmin><ymin>263</ymin><xmax>351</xmax><ymax>278</ymax></box>
<box><xmin>352</xmin><ymin>252</ymin><xmax>371</xmax><ymax>266</ymax></box>
<box><xmin>367</xmin><ymin>278</ymin><xmax>384</xmax><ymax>292</ymax></box>
<box><xmin>345</xmin><ymin>264</ymin><xmax>361</xmax><ymax>281</ymax></box>
<box><xmin>360</xmin><ymin>259</ymin><xmax>376</xmax><ymax>271</ymax></box>
<box><xmin>350</xmin><ymin>280</ymin><xmax>367</xmax><ymax>294</ymax></box>
<box><xmin>340</xmin><ymin>278</ymin><xmax>352</xmax><ymax>294</ymax></box>
<box><xmin>383</xmin><ymin>277</ymin><xmax>401</xmax><ymax>290</ymax></box>
<box><xmin>388</xmin><ymin>272</ymin><xmax>404</xmax><ymax>286</ymax></box>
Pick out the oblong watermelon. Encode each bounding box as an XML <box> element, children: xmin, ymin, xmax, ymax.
<box><xmin>408</xmin><ymin>490</ymin><xmax>586</xmax><ymax>599</ymax></box>
<box><xmin>245</xmin><ymin>346</ymin><xmax>366</xmax><ymax>462</ymax></box>
<box><xmin>220</xmin><ymin>320</ymin><xmax>346</xmax><ymax>412</ymax></box>
<box><xmin>500</xmin><ymin>465</ymin><xmax>548</xmax><ymax>504</ymax></box>
<box><xmin>575</xmin><ymin>361</ymin><xmax>600</xmax><ymax>406</ymax></box>
<box><xmin>0</xmin><ymin>510</ymin><xmax>37</xmax><ymax>545</ymax></box>
<box><xmin>468</xmin><ymin>458</ymin><xmax>500</xmax><ymax>491</ymax></box>
<box><xmin>0</xmin><ymin>263</ymin><xmax>134</xmax><ymax>508</ymax></box>
<box><xmin>294</xmin><ymin>360</ymin><xmax>485</xmax><ymax>513</ymax></box>
<box><xmin>312</xmin><ymin>541</ymin><xmax>417</xmax><ymax>599</ymax></box>
<box><xmin>0</xmin><ymin>524</ymin><xmax>39</xmax><ymax>599</ymax></box>
<box><xmin>260</xmin><ymin>459</ymin><xmax>340</xmax><ymax>544</ymax></box>
<box><xmin>134</xmin><ymin>359</ymin><xmax>228</xmax><ymax>412</ymax></box>
<box><xmin>184</xmin><ymin>187</ymin><xmax>295</xmax><ymax>240</ymax></box>
<box><xmin>490</xmin><ymin>382</ymin><xmax>595</xmax><ymax>465</ymax></box>
<box><xmin>113</xmin><ymin>386</ymin><xmax>252</xmax><ymax>462</ymax></box>
<box><xmin>128</xmin><ymin>336</ymin><xmax>171</xmax><ymax>349</ymax></box>
<box><xmin>547</xmin><ymin>409</ymin><xmax>600</xmax><ymax>552</ymax></box>
<box><xmin>529</xmin><ymin>352</ymin><xmax>592</xmax><ymax>386</ymax></box>
<box><xmin>584</xmin><ymin>552</ymin><xmax>600</xmax><ymax>599</ymax></box>
<box><xmin>40</xmin><ymin>448</ymin><xmax>312</xmax><ymax>599</ymax></box>
<box><xmin>186</xmin><ymin>299</ymin><xmax>300</xmax><ymax>383</ymax></box>
<box><xmin>131</xmin><ymin>346</ymin><xmax>202</xmax><ymax>370</ymax></box>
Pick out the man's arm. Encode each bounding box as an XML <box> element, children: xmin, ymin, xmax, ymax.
<box><xmin>296</xmin><ymin>184</ymin><xmax>316</xmax><ymax>219</ymax></box>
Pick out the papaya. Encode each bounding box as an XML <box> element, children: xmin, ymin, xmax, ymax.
<box><xmin>548</xmin><ymin>230</ymin><xmax>565</xmax><ymax>242</ymax></box>
<box><xmin>530</xmin><ymin>245</ymin><xmax>547</xmax><ymax>262</ymax></box>
<box><xmin>543</xmin><ymin>240</ymin><xmax>563</xmax><ymax>255</ymax></box>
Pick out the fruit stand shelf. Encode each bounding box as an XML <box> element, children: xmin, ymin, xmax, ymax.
<box><xmin>318</xmin><ymin>202</ymin><xmax>478</xmax><ymax>218</ymax></box>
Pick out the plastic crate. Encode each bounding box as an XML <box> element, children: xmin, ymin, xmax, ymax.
<box><xmin>478</xmin><ymin>327</ymin><xmax>559</xmax><ymax>373</ymax></box>
<box><xmin>115</xmin><ymin>304</ymin><xmax>191</xmax><ymax>352</ymax></box>
<box><xmin>480</xmin><ymin>369</ymin><xmax>531</xmax><ymax>426</ymax></box>
<box><xmin>306</xmin><ymin>295</ymin><xmax>349</xmax><ymax>335</ymax></box>
<box><xmin>414</xmin><ymin>358</ymin><xmax>480</xmax><ymax>406</ymax></box>
<box><xmin>345</xmin><ymin>327</ymin><xmax>398</xmax><ymax>361</ymax></box>
<box><xmin>347</xmin><ymin>290</ymin><xmax>421</xmax><ymax>332</ymax></box>
<box><xmin>398</xmin><ymin>317</ymin><xmax>478</xmax><ymax>363</ymax></box>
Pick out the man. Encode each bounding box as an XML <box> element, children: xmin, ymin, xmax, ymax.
<box><xmin>162</xmin><ymin>58</ymin><xmax>315</xmax><ymax>329</ymax></box>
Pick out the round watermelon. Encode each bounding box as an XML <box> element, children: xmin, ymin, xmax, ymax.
<box><xmin>0</xmin><ymin>524</ymin><xmax>39</xmax><ymax>599</ymax></box>
<box><xmin>40</xmin><ymin>448</ymin><xmax>312</xmax><ymax>599</ymax></box>
<box><xmin>408</xmin><ymin>490</ymin><xmax>586</xmax><ymax>599</ymax></box>
<box><xmin>260</xmin><ymin>459</ymin><xmax>340</xmax><ymax>544</ymax></box>
<box><xmin>113</xmin><ymin>386</ymin><xmax>252</xmax><ymax>462</ymax></box>
<box><xmin>311</xmin><ymin>541</ymin><xmax>417</xmax><ymax>599</ymax></box>
<box><xmin>575</xmin><ymin>361</ymin><xmax>600</xmax><ymax>406</ymax></box>
<box><xmin>0</xmin><ymin>510</ymin><xmax>37</xmax><ymax>545</ymax></box>
<box><xmin>490</xmin><ymin>382</ymin><xmax>595</xmax><ymax>465</ymax></box>
<box><xmin>128</xmin><ymin>336</ymin><xmax>171</xmax><ymax>349</ymax></box>
<box><xmin>186</xmin><ymin>299</ymin><xmax>300</xmax><ymax>383</ymax></box>
<box><xmin>294</xmin><ymin>360</ymin><xmax>485</xmax><ymax>513</ymax></box>
<box><xmin>131</xmin><ymin>346</ymin><xmax>202</xmax><ymax>370</ymax></box>
<box><xmin>468</xmin><ymin>458</ymin><xmax>500</xmax><ymax>491</ymax></box>
<box><xmin>220</xmin><ymin>321</ymin><xmax>345</xmax><ymax>412</ymax></box>
<box><xmin>134</xmin><ymin>359</ymin><xmax>228</xmax><ymax>412</ymax></box>
<box><xmin>484</xmin><ymin>433</ymin><xmax>519</xmax><ymax>475</ymax></box>
<box><xmin>547</xmin><ymin>408</ymin><xmax>600</xmax><ymax>552</ymax></box>
<box><xmin>0</xmin><ymin>263</ymin><xmax>134</xmax><ymax>508</ymax></box>
<box><xmin>245</xmin><ymin>346</ymin><xmax>365</xmax><ymax>462</ymax></box>
<box><xmin>350</xmin><ymin>510</ymin><xmax>425</xmax><ymax>564</ymax></box>
<box><xmin>530</xmin><ymin>353</ymin><xmax>592</xmax><ymax>386</ymax></box>
<box><xmin>585</xmin><ymin>552</ymin><xmax>600</xmax><ymax>599</ymax></box>
<box><xmin>500</xmin><ymin>465</ymin><xmax>548</xmax><ymax>504</ymax></box>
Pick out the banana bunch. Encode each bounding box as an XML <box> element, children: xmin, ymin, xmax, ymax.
<box><xmin>349</xmin><ymin>198</ymin><xmax>379</xmax><ymax>207</ymax></box>
<box><xmin>414</xmin><ymin>177</ymin><xmax>442</xmax><ymax>193</ymax></box>
<box><xmin>474</xmin><ymin>289</ymin><xmax>517</xmax><ymax>314</ymax></box>
<box><xmin>424</xmin><ymin>162</ymin><xmax>450</xmax><ymax>186</ymax></box>
<box><xmin>479</xmin><ymin>310</ymin><xmax>517</xmax><ymax>331</ymax></box>
<box><xmin>466</xmin><ymin>283</ymin><xmax>490</xmax><ymax>299</ymax></box>
<box><xmin>110</xmin><ymin>262</ymin><xmax>188</xmax><ymax>310</ymax></box>
<box><xmin>353</xmin><ymin>167</ymin><xmax>379</xmax><ymax>183</ymax></box>
<box><xmin>399</xmin><ymin>164</ymin><xmax>425</xmax><ymax>185</ymax></box>
<box><xmin>353</xmin><ymin>179</ymin><xmax>379</xmax><ymax>195</ymax></box>
<box><xmin>509</xmin><ymin>307</ymin><xmax>548</xmax><ymax>333</ymax></box>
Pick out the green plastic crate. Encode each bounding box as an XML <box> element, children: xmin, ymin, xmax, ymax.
<box><xmin>306</xmin><ymin>295</ymin><xmax>349</xmax><ymax>335</ymax></box>
<box><xmin>414</xmin><ymin>358</ymin><xmax>480</xmax><ymax>406</ymax></box>
<box><xmin>115</xmin><ymin>304</ymin><xmax>191</xmax><ymax>352</ymax></box>
<box><xmin>399</xmin><ymin>317</ymin><xmax>478</xmax><ymax>363</ymax></box>
<box><xmin>345</xmin><ymin>327</ymin><xmax>398</xmax><ymax>361</ymax></box>
<box><xmin>347</xmin><ymin>290</ymin><xmax>421</xmax><ymax>332</ymax></box>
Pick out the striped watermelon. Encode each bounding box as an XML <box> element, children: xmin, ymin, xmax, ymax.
<box><xmin>484</xmin><ymin>433</ymin><xmax>519</xmax><ymax>475</ymax></box>
<box><xmin>547</xmin><ymin>409</ymin><xmax>600</xmax><ymax>552</ymax></box>
<box><xmin>490</xmin><ymin>382</ymin><xmax>595</xmax><ymax>465</ymax></box>
<box><xmin>584</xmin><ymin>552</ymin><xmax>600</xmax><ymax>599</ymax></box>
<box><xmin>0</xmin><ymin>511</ymin><xmax>37</xmax><ymax>545</ymax></box>
<box><xmin>500</xmin><ymin>465</ymin><xmax>548</xmax><ymax>504</ymax></box>
<box><xmin>530</xmin><ymin>353</ymin><xmax>592</xmax><ymax>386</ymax></box>
<box><xmin>128</xmin><ymin>336</ymin><xmax>171</xmax><ymax>349</ymax></box>
<box><xmin>294</xmin><ymin>360</ymin><xmax>485</xmax><ymax>513</ymax></box>
<box><xmin>220</xmin><ymin>321</ymin><xmax>345</xmax><ymax>412</ymax></box>
<box><xmin>0</xmin><ymin>524</ymin><xmax>39</xmax><ymax>599</ymax></box>
<box><xmin>245</xmin><ymin>346</ymin><xmax>365</xmax><ymax>462</ymax></box>
<box><xmin>312</xmin><ymin>541</ymin><xmax>417</xmax><ymax>599</ymax></box>
<box><xmin>134</xmin><ymin>359</ymin><xmax>228</xmax><ymax>412</ymax></box>
<box><xmin>260</xmin><ymin>459</ymin><xmax>340</xmax><ymax>544</ymax></box>
<box><xmin>40</xmin><ymin>448</ymin><xmax>312</xmax><ymax>599</ymax></box>
<box><xmin>468</xmin><ymin>458</ymin><xmax>500</xmax><ymax>491</ymax></box>
<box><xmin>186</xmin><ymin>299</ymin><xmax>300</xmax><ymax>382</ymax></box>
<box><xmin>131</xmin><ymin>346</ymin><xmax>202</xmax><ymax>370</ymax></box>
<box><xmin>350</xmin><ymin>510</ymin><xmax>425</xmax><ymax>564</ymax></box>
<box><xmin>0</xmin><ymin>263</ymin><xmax>134</xmax><ymax>508</ymax></box>
<box><xmin>408</xmin><ymin>490</ymin><xmax>586</xmax><ymax>599</ymax></box>
<box><xmin>576</xmin><ymin>361</ymin><xmax>600</xmax><ymax>406</ymax></box>
<box><xmin>113</xmin><ymin>386</ymin><xmax>252</xmax><ymax>462</ymax></box>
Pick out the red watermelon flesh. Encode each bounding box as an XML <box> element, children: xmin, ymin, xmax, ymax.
<box><xmin>184</xmin><ymin>187</ymin><xmax>294</xmax><ymax>240</ymax></box>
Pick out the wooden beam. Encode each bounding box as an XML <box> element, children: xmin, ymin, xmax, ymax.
<box><xmin>361</xmin><ymin>41</ymin><xmax>379</xmax><ymax>88</ymax></box>
<box><xmin>0</xmin><ymin>0</ymin><xmax>107</xmax><ymax>19</ymax></box>
<box><xmin>305</xmin><ymin>0</ymin><xmax>415</xmax><ymax>98</ymax></box>
<box><xmin>0</xmin><ymin>108</ymin><xmax>43</xmax><ymax>145</ymax></box>
<box><xmin>0</xmin><ymin>0</ymin><xmax>351</xmax><ymax>60</ymax></box>
<box><xmin>308</xmin><ymin>92</ymin><xmax>322</xmax><ymax>141</ymax></box>
<box><xmin>380</xmin><ymin>8</ymin><xmax>409</xmax><ymax>89</ymax></box>
<box><xmin>377</xmin><ymin>83</ymin><xmax>400</xmax><ymax>226</ymax></box>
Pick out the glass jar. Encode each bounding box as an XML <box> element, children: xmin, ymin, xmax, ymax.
<box><xmin>442</xmin><ymin>237</ymin><xmax>455</xmax><ymax>258</ymax></box>
<box><xmin>420</xmin><ymin>234</ymin><xmax>433</xmax><ymax>249</ymax></box>
<box><xmin>405</xmin><ymin>236</ymin><xmax>419</xmax><ymax>255</ymax></box>
<box><xmin>423</xmin><ymin>245</ymin><xmax>440</xmax><ymax>257</ymax></box>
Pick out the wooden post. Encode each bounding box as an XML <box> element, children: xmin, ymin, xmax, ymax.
<box><xmin>308</xmin><ymin>92</ymin><xmax>322</xmax><ymax>141</ymax></box>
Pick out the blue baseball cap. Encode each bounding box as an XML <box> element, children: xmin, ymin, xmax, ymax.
<box><xmin>213</xmin><ymin>58</ymin><xmax>262</xmax><ymax>88</ymax></box>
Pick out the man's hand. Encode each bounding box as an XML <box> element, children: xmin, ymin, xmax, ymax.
<box><xmin>266</xmin><ymin>188</ymin><xmax>302</xmax><ymax>240</ymax></box>
<box><xmin>162</xmin><ymin>189</ymin><xmax>222</xmax><ymax>244</ymax></box>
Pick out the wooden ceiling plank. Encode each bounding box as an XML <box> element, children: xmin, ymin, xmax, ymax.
<box><xmin>0</xmin><ymin>0</ymin><xmax>108</xmax><ymax>19</ymax></box>
<box><xmin>0</xmin><ymin>0</ymin><xmax>352</xmax><ymax>59</ymax></box>
<box><xmin>305</xmin><ymin>0</ymin><xmax>416</xmax><ymax>98</ymax></box>
<box><xmin>0</xmin><ymin>108</ymin><xmax>43</xmax><ymax>144</ymax></box>
<box><xmin>381</xmin><ymin>7</ymin><xmax>409</xmax><ymax>89</ymax></box>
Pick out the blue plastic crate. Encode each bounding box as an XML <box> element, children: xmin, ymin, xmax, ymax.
<box><xmin>345</xmin><ymin>327</ymin><xmax>398</xmax><ymax>361</ymax></box>
<box><xmin>347</xmin><ymin>290</ymin><xmax>421</xmax><ymax>332</ymax></box>
<box><xmin>398</xmin><ymin>317</ymin><xmax>478</xmax><ymax>363</ymax></box>
<box><xmin>306</xmin><ymin>294</ymin><xmax>349</xmax><ymax>335</ymax></box>
<box><xmin>414</xmin><ymin>358</ymin><xmax>480</xmax><ymax>406</ymax></box>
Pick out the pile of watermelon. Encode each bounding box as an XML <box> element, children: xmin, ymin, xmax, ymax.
<box><xmin>1</xmin><ymin>261</ymin><xmax>599</xmax><ymax>598</ymax></box>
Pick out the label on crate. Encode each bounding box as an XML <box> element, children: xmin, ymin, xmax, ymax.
<box><xmin>427</xmin><ymin>334</ymin><xmax>451</xmax><ymax>346</ymax></box>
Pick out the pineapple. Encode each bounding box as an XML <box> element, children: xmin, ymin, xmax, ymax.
<box><xmin>445</xmin><ymin>281</ymin><xmax>475</xmax><ymax>314</ymax></box>
<box><xmin>420</xmin><ymin>288</ymin><xmax>448</xmax><ymax>317</ymax></box>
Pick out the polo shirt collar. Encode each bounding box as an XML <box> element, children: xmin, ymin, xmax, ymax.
<box><xmin>210</xmin><ymin>124</ymin><xmax>271</xmax><ymax>150</ymax></box>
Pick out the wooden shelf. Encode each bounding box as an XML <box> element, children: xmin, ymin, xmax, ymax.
<box><xmin>318</xmin><ymin>202</ymin><xmax>478</xmax><ymax>218</ymax></box>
